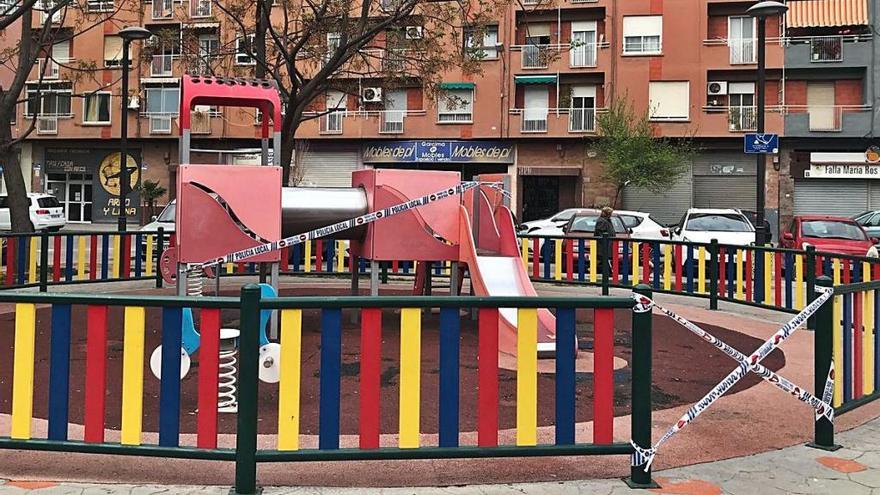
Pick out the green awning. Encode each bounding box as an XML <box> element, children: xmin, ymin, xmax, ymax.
<box><xmin>515</xmin><ymin>75</ymin><xmax>557</xmax><ymax>85</ymax></box>
<box><xmin>439</xmin><ymin>82</ymin><xmax>476</xmax><ymax>90</ymax></box>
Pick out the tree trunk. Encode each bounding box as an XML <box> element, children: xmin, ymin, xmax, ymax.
<box><xmin>612</xmin><ymin>184</ymin><xmax>624</xmax><ymax>209</ymax></box>
<box><xmin>0</xmin><ymin>124</ymin><xmax>33</xmax><ymax>233</ymax></box>
<box><xmin>280</xmin><ymin>116</ymin><xmax>298</xmax><ymax>186</ymax></box>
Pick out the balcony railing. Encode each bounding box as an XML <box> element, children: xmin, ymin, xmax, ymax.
<box><xmin>37</xmin><ymin>116</ymin><xmax>58</xmax><ymax>134</ymax></box>
<box><xmin>148</xmin><ymin>115</ymin><xmax>173</xmax><ymax>134</ymax></box>
<box><xmin>728</xmin><ymin>106</ymin><xmax>757</xmax><ymax>132</ymax></box>
<box><xmin>321</xmin><ymin>112</ymin><xmax>344</xmax><ymax>134</ymax></box>
<box><xmin>569</xmin><ymin>42</ymin><xmax>597</xmax><ymax>67</ymax></box>
<box><xmin>152</xmin><ymin>0</ymin><xmax>173</xmax><ymax>19</ymax></box>
<box><xmin>521</xmin><ymin>107</ymin><xmax>549</xmax><ymax>133</ymax></box>
<box><xmin>810</xmin><ymin>36</ymin><xmax>843</xmax><ymax>62</ymax></box>
<box><xmin>191</xmin><ymin>0</ymin><xmax>211</xmax><ymax>17</ymax></box>
<box><xmin>521</xmin><ymin>44</ymin><xmax>549</xmax><ymax>69</ymax></box>
<box><xmin>86</xmin><ymin>0</ymin><xmax>113</xmax><ymax>11</ymax></box>
<box><xmin>150</xmin><ymin>54</ymin><xmax>174</xmax><ymax>76</ymax></box>
<box><xmin>569</xmin><ymin>108</ymin><xmax>596</xmax><ymax>132</ymax></box>
<box><xmin>729</xmin><ymin>38</ymin><xmax>756</xmax><ymax>64</ymax></box>
<box><xmin>382</xmin><ymin>49</ymin><xmax>407</xmax><ymax>72</ymax></box>
<box><xmin>380</xmin><ymin>111</ymin><xmax>405</xmax><ymax>134</ymax></box>
<box><xmin>37</xmin><ymin>59</ymin><xmax>60</xmax><ymax>79</ymax></box>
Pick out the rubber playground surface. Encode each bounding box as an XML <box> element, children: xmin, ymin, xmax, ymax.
<box><xmin>0</xmin><ymin>279</ymin><xmax>877</xmax><ymax>487</ymax></box>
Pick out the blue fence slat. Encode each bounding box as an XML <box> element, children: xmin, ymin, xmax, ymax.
<box><xmin>685</xmin><ymin>245</ymin><xmax>694</xmax><ymax>293</ymax></box>
<box><xmin>621</xmin><ymin>241</ymin><xmax>630</xmax><ymax>286</ymax></box>
<box><xmin>359</xmin><ymin>257</ymin><xmax>367</xmax><ymax>273</ymax></box>
<box><xmin>823</xmin><ymin>257</ymin><xmax>832</xmax><ymax>277</ymax></box>
<box><xmin>543</xmin><ymin>243</ymin><xmax>551</xmax><ymax>280</ymax></box>
<box><xmin>64</xmin><ymin>235</ymin><xmax>74</xmax><ymax>282</ymax></box>
<box><xmin>134</xmin><ymin>234</ymin><xmax>143</xmax><ymax>277</ymax></box>
<box><xmin>652</xmin><ymin>242</ymin><xmax>660</xmax><ymax>289</ymax></box>
<box><xmin>755</xmin><ymin>249</ymin><xmax>765</xmax><ymax>303</ymax></box>
<box><xmin>843</xmin><ymin>293</ymin><xmax>852</xmax><ymax>402</ymax></box>
<box><xmin>555</xmin><ymin>307</ymin><xmax>576</xmax><ymax>445</ymax></box>
<box><xmin>319</xmin><ymin>308</ymin><xmax>342</xmax><ymax>450</ymax></box>
<box><xmin>159</xmin><ymin>307</ymin><xmax>183</xmax><ymax>447</ymax></box>
<box><xmin>47</xmin><ymin>304</ymin><xmax>72</xmax><ymax>441</ymax></box>
<box><xmin>325</xmin><ymin>242</ymin><xmax>334</xmax><ymax>272</ymax></box>
<box><xmin>438</xmin><ymin>307</ymin><xmax>460</xmax><ymax>448</ymax></box>
<box><xmin>853</xmin><ymin>262</ymin><xmax>862</xmax><ymax>283</ymax></box>
<box><xmin>577</xmin><ymin>239</ymin><xmax>585</xmax><ymax>282</ymax></box>
<box><xmin>727</xmin><ymin>251</ymin><xmax>735</xmax><ymax>299</ymax></box>
<box><xmin>16</xmin><ymin>236</ymin><xmax>26</xmax><ymax>285</ymax></box>
<box><xmin>101</xmin><ymin>235</ymin><xmax>109</xmax><ymax>280</ymax></box>
<box><xmin>290</xmin><ymin>244</ymin><xmax>300</xmax><ymax>272</ymax></box>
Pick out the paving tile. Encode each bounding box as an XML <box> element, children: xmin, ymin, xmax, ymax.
<box><xmin>816</xmin><ymin>456</ymin><xmax>868</xmax><ymax>473</ymax></box>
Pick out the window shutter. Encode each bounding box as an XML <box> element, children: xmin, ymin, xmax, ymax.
<box><xmin>623</xmin><ymin>16</ymin><xmax>662</xmax><ymax>37</ymax></box>
<box><xmin>649</xmin><ymin>81</ymin><xmax>689</xmax><ymax>119</ymax></box>
<box><xmin>104</xmin><ymin>36</ymin><xmax>124</xmax><ymax>62</ymax></box>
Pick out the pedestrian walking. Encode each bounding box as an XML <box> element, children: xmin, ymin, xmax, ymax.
<box><xmin>595</xmin><ymin>206</ymin><xmax>616</xmax><ymax>277</ymax></box>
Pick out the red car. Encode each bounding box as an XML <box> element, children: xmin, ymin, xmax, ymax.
<box><xmin>781</xmin><ymin>215</ymin><xmax>878</xmax><ymax>256</ymax></box>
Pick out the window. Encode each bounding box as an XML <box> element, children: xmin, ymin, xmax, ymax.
<box><xmin>685</xmin><ymin>213</ymin><xmax>752</xmax><ymax>232</ymax></box>
<box><xmin>103</xmin><ymin>35</ymin><xmax>129</xmax><ymax>68</ymax></box>
<box><xmin>236</xmin><ymin>34</ymin><xmax>256</xmax><ymax>65</ymax></box>
<box><xmin>801</xmin><ymin>220</ymin><xmax>867</xmax><ymax>241</ymax></box>
<box><xmin>522</xmin><ymin>86</ymin><xmax>548</xmax><ymax>132</ymax></box>
<box><xmin>464</xmin><ymin>25</ymin><xmax>499</xmax><ymax>60</ymax></box>
<box><xmin>623</xmin><ymin>16</ymin><xmax>662</xmax><ymax>54</ymax></box>
<box><xmin>381</xmin><ymin>89</ymin><xmax>406</xmax><ymax>134</ymax></box>
<box><xmin>25</xmin><ymin>83</ymin><xmax>72</xmax><ymax>117</ymax></box>
<box><xmin>144</xmin><ymin>85</ymin><xmax>179</xmax><ymax>134</ymax></box>
<box><xmin>195</xmin><ymin>33</ymin><xmax>219</xmax><ymax>74</ymax></box>
<box><xmin>569</xmin><ymin>85</ymin><xmax>596</xmax><ymax>132</ymax></box>
<box><xmin>191</xmin><ymin>0</ymin><xmax>210</xmax><ymax>17</ymax></box>
<box><xmin>438</xmin><ymin>88</ymin><xmax>473</xmax><ymax>123</ymax></box>
<box><xmin>83</xmin><ymin>92</ymin><xmax>111</xmax><ymax>124</ymax></box>
<box><xmin>86</xmin><ymin>0</ymin><xmax>113</xmax><ymax>11</ymax></box>
<box><xmin>522</xmin><ymin>23</ymin><xmax>550</xmax><ymax>68</ymax></box>
<box><xmin>1</xmin><ymin>0</ymin><xmax>14</xmax><ymax>15</ymax></box>
<box><xmin>648</xmin><ymin>81</ymin><xmax>689</xmax><ymax>121</ymax></box>
<box><xmin>152</xmin><ymin>0</ymin><xmax>172</xmax><ymax>19</ymax></box>
<box><xmin>325</xmin><ymin>32</ymin><xmax>341</xmax><ymax>63</ymax></box>
<box><xmin>728</xmin><ymin>82</ymin><xmax>756</xmax><ymax>131</ymax></box>
<box><xmin>728</xmin><ymin>16</ymin><xmax>756</xmax><ymax>64</ymax></box>
<box><xmin>570</xmin><ymin>21</ymin><xmax>597</xmax><ymax>67</ymax></box>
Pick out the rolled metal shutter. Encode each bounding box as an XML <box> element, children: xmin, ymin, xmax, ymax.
<box><xmin>693</xmin><ymin>176</ymin><xmax>757</xmax><ymax>209</ymax></box>
<box><xmin>622</xmin><ymin>171</ymin><xmax>692</xmax><ymax>225</ymax></box>
<box><xmin>299</xmin><ymin>151</ymin><xmax>360</xmax><ymax>187</ymax></box>
<box><xmin>794</xmin><ymin>180</ymin><xmax>869</xmax><ymax>216</ymax></box>
<box><xmin>869</xmin><ymin>182</ymin><xmax>880</xmax><ymax>210</ymax></box>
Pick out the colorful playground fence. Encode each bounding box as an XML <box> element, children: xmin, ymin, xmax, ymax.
<box><xmin>0</xmin><ymin>286</ymin><xmax>655</xmax><ymax>494</ymax></box>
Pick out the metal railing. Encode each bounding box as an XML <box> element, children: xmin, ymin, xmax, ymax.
<box><xmin>728</xmin><ymin>105</ymin><xmax>757</xmax><ymax>131</ymax></box>
<box><xmin>569</xmin><ymin>42</ymin><xmax>597</xmax><ymax>67</ymax></box>
<box><xmin>569</xmin><ymin>108</ymin><xmax>596</xmax><ymax>132</ymax></box>
<box><xmin>379</xmin><ymin>110</ymin><xmax>405</xmax><ymax>134</ymax></box>
<box><xmin>382</xmin><ymin>48</ymin><xmax>407</xmax><ymax>72</ymax></box>
<box><xmin>521</xmin><ymin>44</ymin><xmax>549</xmax><ymax>69</ymax></box>
<box><xmin>149</xmin><ymin>115</ymin><xmax>173</xmax><ymax>134</ymax></box>
<box><xmin>37</xmin><ymin>116</ymin><xmax>58</xmax><ymax>134</ymax></box>
<box><xmin>152</xmin><ymin>0</ymin><xmax>173</xmax><ymax>19</ymax></box>
<box><xmin>321</xmin><ymin>112</ymin><xmax>344</xmax><ymax>134</ymax></box>
<box><xmin>86</xmin><ymin>0</ymin><xmax>113</xmax><ymax>11</ymax></box>
<box><xmin>810</xmin><ymin>36</ymin><xmax>843</xmax><ymax>62</ymax></box>
<box><xmin>521</xmin><ymin>108</ymin><xmax>548</xmax><ymax>132</ymax></box>
<box><xmin>729</xmin><ymin>38</ymin><xmax>756</xmax><ymax>64</ymax></box>
<box><xmin>190</xmin><ymin>0</ymin><xmax>211</xmax><ymax>17</ymax></box>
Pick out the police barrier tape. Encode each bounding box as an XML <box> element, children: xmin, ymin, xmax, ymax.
<box><xmin>630</xmin><ymin>285</ymin><xmax>834</xmax><ymax>470</ymax></box>
<box><xmin>191</xmin><ymin>181</ymin><xmax>487</xmax><ymax>272</ymax></box>
<box><xmin>633</xmin><ymin>293</ymin><xmax>834</xmax><ymax>421</ymax></box>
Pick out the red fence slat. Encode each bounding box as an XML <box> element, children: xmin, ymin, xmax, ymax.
<box><xmin>593</xmin><ymin>308</ymin><xmax>614</xmax><ymax>444</ymax></box>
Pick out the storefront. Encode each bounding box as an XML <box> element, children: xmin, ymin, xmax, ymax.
<box><xmin>362</xmin><ymin>139</ymin><xmax>514</xmax><ymax>180</ymax></box>
<box><xmin>297</xmin><ymin>143</ymin><xmax>361</xmax><ymax>187</ymax></box>
<box><xmin>793</xmin><ymin>151</ymin><xmax>880</xmax><ymax>216</ymax></box>
<box><xmin>42</xmin><ymin>147</ymin><xmax>141</xmax><ymax>223</ymax></box>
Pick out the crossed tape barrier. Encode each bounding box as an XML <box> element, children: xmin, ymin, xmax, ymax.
<box><xmin>190</xmin><ymin>181</ymin><xmax>490</xmax><ymax>273</ymax></box>
<box><xmin>630</xmin><ymin>285</ymin><xmax>834</xmax><ymax>470</ymax></box>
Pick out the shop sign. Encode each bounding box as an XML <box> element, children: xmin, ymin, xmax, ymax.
<box><xmin>807</xmin><ymin>152</ymin><xmax>880</xmax><ymax>179</ymax></box>
<box><xmin>44</xmin><ymin>148</ymin><xmax>141</xmax><ymax>223</ymax></box>
<box><xmin>363</xmin><ymin>140</ymin><xmax>514</xmax><ymax>164</ymax></box>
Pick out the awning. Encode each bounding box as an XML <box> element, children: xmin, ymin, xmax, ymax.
<box><xmin>787</xmin><ymin>0</ymin><xmax>868</xmax><ymax>28</ymax></box>
<box><xmin>439</xmin><ymin>82</ymin><xmax>475</xmax><ymax>90</ymax></box>
<box><xmin>514</xmin><ymin>75</ymin><xmax>557</xmax><ymax>85</ymax></box>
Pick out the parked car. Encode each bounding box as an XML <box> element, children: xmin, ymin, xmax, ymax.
<box><xmin>518</xmin><ymin>208</ymin><xmax>583</xmax><ymax>236</ymax></box>
<box><xmin>738</xmin><ymin>209</ymin><xmax>773</xmax><ymax>244</ymax></box>
<box><xmin>0</xmin><ymin>193</ymin><xmax>65</xmax><ymax>232</ymax></box>
<box><xmin>562</xmin><ymin>210</ymin><xmax>631</xmax><ymax>259</ymax></box>
<box><xmin>671</xmin><ymin>209</ymin><xmax>756</xmax><ymax>246</ymax></box>
<box><xmin>141</xmin><ymin>200</ymin><xmax>175</xmax><ymax>234</ymax></box>
<box><xmin>615</xmin><ymin>210</ymin><xmax>670</xmax><ymax>241</ymax></box>
<box><xmin>781</xmin><ymin>215</ymin><xmax>877</xmax><ymax>257</ymax></box>
<box><xmin>853</xmin><ymin>210</ymin><xmax>880</xmax><ymax>238</ymax></box>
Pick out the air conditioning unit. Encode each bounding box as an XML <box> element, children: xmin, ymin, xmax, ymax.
<box><xmin>127</xmin><ymin>96</ymin><xmax>140</xmax><ymax>110</ymax></box>
<box><xmin>707</xmin><ymin>81</ymin><xmax>728</xmax><ymax>96</ymax></box>
<box><xmin>362</xmin><ymin>87</ymin><xmax>383</xmax><ymax>103</ymax></box>
<box><xmin>405</xmin><ymin>26</ymin><xmax>423</xmax><ymax>39</ymax></box>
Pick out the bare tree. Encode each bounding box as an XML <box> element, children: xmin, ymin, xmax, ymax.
<box><xmin>0</xmin><ymin>0</ymin><xmax>130</xmax><ymax>231</ymax></box>
<box><xmin>196</xmin><ymin>0</ymin><xmax>505</xmax><ymax>184</ymax></box>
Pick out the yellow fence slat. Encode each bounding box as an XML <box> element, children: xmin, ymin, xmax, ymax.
<box><xmin>277</xmin><ymin>309</ymin><xmax>303</xmax><ymax>450</ymax></box>
<box><xmin>697</xmin><ymin>246</ymin><xmax>706</xmax><ymax>293</ymax></box>
<box><xmin>795</xmin><ymin>255</ymin><xmax>804</xmax><ymax>310</ymax></box>
<box><xmin>399</xmin><ymin>308</ymin><xmax>421</xmax><ymax>448</ymax></box>
<box><xmin>11</xmin><ymin>303</ymin><xmax>36</xmax><ymax>439</ymax></box>
<box><xmin>120</xmin><ymin>307</ymin><xmax>146</xmax><ymax>445</ymax></box>
<box><xmin>663</xmin><ymin>244</ymin><xmax>672</xmax><ymax>291</ymax></box>
<box><xmin>516</xmin><ymin>308</ymin><xmax>538</xmax><ymax>446</ymax></box>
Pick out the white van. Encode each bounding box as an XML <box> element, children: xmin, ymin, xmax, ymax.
<box><xmin>0</xmin><ymin>193</ymin><xmax>66</xmax><ymax>232</ymax></box>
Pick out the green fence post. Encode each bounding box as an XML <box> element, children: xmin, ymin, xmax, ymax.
<box><xmin>806</xmin><ymin>246</ymin><xmax>817</xmax><ymax>330</ymax></box>
<box><xmin>601</xmin><ymin>233</ymin><xmax>610</xmax><ymax>296</ymax></box>
<box><xmin>39</xmin><ymin>232</ymin><xmax>49</xmax><ymax>292</ymax></box>
<box><xmin>808</xmin><ymin>276</ymin><xmax>840</xmax><ymax>451</ymax></box>
<box><xmin>381</xmin><ymin>261</ymin><xmax>389</xmax><ymax>284</ymax></box>
<box><xmin>708</xmin><ymin>239</ymin><xmax>719</xmax><ymax>310</ymax></box>
<box><xmin>626</xmin><ymin>284</ymin><xmax>659</xmax><ymax>488</ymax></box>
<box><xmin>156</xmin><ymin>227</ymin><xmax>165</xmax><ymax>289</ymax></box>
<box><xmin>234</xmin><ymin>284</ymin><xmax>262</xmax><ymax>494</ymax></box>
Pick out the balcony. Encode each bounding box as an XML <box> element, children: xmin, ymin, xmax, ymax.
<box><xmin>784</xmin><ymin>105</ymin><xmax>873</xmax><ymax>137</ymax></box>
<box><xmin>521</xmin><ymin>45</ymin><xmax>549</xmax><ymax>69</ymax></box>
<box><xmin>784</xmin><ymin>35</ymin><xmax>871</xmax><ymax>69</ymax></box>
<box><xmin>729</xmin><ymin>38</ymin><xmax>756</xmax><ymax>65</ymax></box>
<box><xmin>150</xmin><ymin>54</ymin><xmax>174</xmax><ymax>77</ymax></box>
<box><xmin>86</xmin><ymin>0</ymin><xmax>113</xmax><ymax>11</ymax></box>
<box><xmin>321</xmin><ymin>112</ymin><xmax>344</xmax><ymax>134</ymax></box>
<box><xmin>37</xmin><ymin>116</ymin><xmax>58</xmax><ymax>134</ymax></box>
<box><xmin>509</xmin><ymin>108</ymin><xmax>600</xmax><ymax>136</ymax></box>
<box><xmin>727</xmin><ymin>106</ymin><xmax>757</xmax><ymax>132</ymax></box>
<box><xmin>382</xmin><ymin>49</ymin><xmax>407</xmax><ymax>72</ymax></box>
<box><xmin>569</xmin><ymin>42</ymin><xmax>597</xmax><ymax>68</ymax></box>
<box><xmin>37</xmin><ymin>59</ymin><xmax>60</xmax><ymax>79</ymax></box>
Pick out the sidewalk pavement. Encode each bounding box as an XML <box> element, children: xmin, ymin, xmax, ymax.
<box><xmin>2</xmin><ymin>414</ymin><xmax>879</xmax><ymax>494</ymax></box>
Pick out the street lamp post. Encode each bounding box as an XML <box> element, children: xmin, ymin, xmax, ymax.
<box><xmin>117</xmin><ymin>26</ymin><xmax>152</xmax><ymax>232</ymax></box>
<box><xmin>747</xmin><ymin>1</ymin><xmax>788</xmax><ymax>246</ymax></box>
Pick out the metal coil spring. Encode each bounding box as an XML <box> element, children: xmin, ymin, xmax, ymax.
<box><xmin>217</xmin><ymin>348</ymin><xmax>238</xmax><ymax>413</ymax></box>
<box><xmin>186</xmin><ymin>266</ymin><xmax>205</xmax><ymax>297</ymax></box>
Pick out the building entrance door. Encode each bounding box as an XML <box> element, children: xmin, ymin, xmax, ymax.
<box><xmin>521</xmin><ymin>176</ymin><xmax>559</xmax><ymax>222</ymax></box>
<box><xmin>47</xmin><ymin>173</ymin><xmax>93</xmax><ymax>222</ymax></box>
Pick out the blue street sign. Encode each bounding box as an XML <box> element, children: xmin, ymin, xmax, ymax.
<box><xmin>744</xmin><ymin>133</ymin><xmax>779</xmax><ymax>154</ymax></box>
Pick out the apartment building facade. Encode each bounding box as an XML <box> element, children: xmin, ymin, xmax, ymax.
<box><xmin>4</xmin><ymin>0</ymin><xmax>877</xmax><ymax>231</ymax></box>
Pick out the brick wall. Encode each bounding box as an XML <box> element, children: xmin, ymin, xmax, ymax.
<box><xmin>707</xmin><ymin>16</ymin><xmax>727</xmax><ymax>39</ymax></box>
<box><xmin>835</xmin><ymin>79</ymin><xmax>864</xmax><ymax>106</ymax></box>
